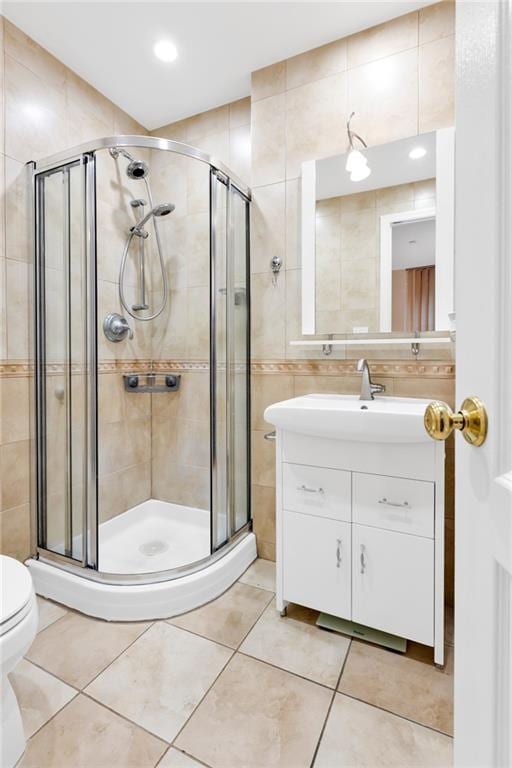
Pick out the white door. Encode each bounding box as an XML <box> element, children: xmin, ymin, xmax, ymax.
<box><xmin>453</xmin><ymin>2</ymin><xmax>512</xmax><ymax>765</ymax></box>
<box><xmin>352</xmin><ymin>524</ymin><xmax>434</xmax><ymax>646</ymax></box>
<box><xmin>282</xmin><ymin>511</ymin><xmax>351</xmax><ymax>618</ymax></box>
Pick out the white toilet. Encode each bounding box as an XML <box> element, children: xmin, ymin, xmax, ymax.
<box><xmin>1</xmin><ymin>555</ymin><xmax>39</xmax><ymax>768</ymax></box>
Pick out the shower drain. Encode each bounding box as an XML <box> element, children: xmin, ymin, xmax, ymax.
<box><xmin>139</xmin><ymin>540</ymin><xmax>170</xmax><ymax>557</ymax></box>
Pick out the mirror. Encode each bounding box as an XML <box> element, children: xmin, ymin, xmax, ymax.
<box><xmin>301</xmin><ymin>128</ymin><xmax>454</xmax><ymax>337</ymax></box>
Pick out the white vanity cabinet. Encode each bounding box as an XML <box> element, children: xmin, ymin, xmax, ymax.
<box><xmin>272</xmin><ymin>425</ymin><xmax>445</xmax><ymax>665</ymax></box>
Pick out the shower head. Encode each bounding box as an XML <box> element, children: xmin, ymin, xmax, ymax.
<box><xmin>109</xmin><ymin>147</ymin><xmax>149</xmax><ymax>180</ymax></box>
<box><xmin>126</xmin><ymin>159</ymin><xmax>149</xmax><ymax>180</ymax></box>
<box><xmin>131</xmin><ymin>203</ymin><xmax>175</xmax><ymax>234</ymax></box>
<box><xmin>153</xmin><ymin>203</ymin><xmax>175</xmax><ymax>217</ymax></box>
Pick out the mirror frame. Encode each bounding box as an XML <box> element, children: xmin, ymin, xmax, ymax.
<box><xmin>301</xmin><ymin>127</ymin><xmax>455</xmax><ymax>337</ymax></box>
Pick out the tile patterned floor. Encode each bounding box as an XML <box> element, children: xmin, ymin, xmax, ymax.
<box><xmin>11</xmin><ymin>559</ymin><xmax>454</xmax><ymax>768</ymax></box>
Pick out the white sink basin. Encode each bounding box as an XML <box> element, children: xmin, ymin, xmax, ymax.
<box><xmin>264</xmin><ymin>394</ymin><xmax>431</xmax><ymax>443</ymax></box>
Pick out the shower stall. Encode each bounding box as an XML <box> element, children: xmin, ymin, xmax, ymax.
<box><xmin>28</xmin><ymin>136</ymin><xmax>255</xmax><ymax>620</ymax></box>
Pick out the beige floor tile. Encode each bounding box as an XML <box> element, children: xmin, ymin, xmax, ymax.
<box><xmin>175</xmin><ymin>653</ymin><xmax>332</xmax><ymax>768</ymax></box>
<box><xmin>36</xmin><ymin>596</ymin><xmax>67</xmax><ymax>632</ymax></box>
<box><xmin>18</xmin><ymin>694</ymin><xmax>167</xmax><ymax>768</ymax></box>
<box><xmin>9</xmin><ymin>659</ymin><xmax>76</xmax><ymax>738</ymax></box>
<box><xmin>338</xmin><ymin>641</ymin><xmax>453</xmax><ymax>735</ymax></box>
<box><xmin>26</xmin><ymin>612</ymin><xmax>151</xmax><ymax>688</ymax></box>
<box><xmin>240</xmin><ymin>602</ymin><xmax>350</xmax><ymax>688</ymax></box>
<box><xmin>238</xmin><ymin>558</ymin><xmax>276</xmax><ymax>592</ymax></box>
<box><xmin>168</xmin><ymin>582</ymin><xmax>273</xmax><ymax>648</ymax></box>
<box><xmin>314</xmin><ymin>694</ymin><xmax>453</xmax><ymax>768</ymax></box>
<box><xmin>85</xmin><ymin>622</ymin><xmax>232</xmax><ymax>743</ymax></box>
<box><xmin>159</xmin><ymin>748</ymin><xmax>206</xmax><ymax>767</ymax></box>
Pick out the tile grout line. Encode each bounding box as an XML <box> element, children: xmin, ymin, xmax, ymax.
<box><xmin>165</xmin><ymin>585</ymin><xmax>275</xmax><ymax>651</ymax></box>
<box><xmin>309</xmin><ymin>638</ymin><xmax>353</xmax><ymax>768</ymax></box>
<box><xmin>80</xmin><ymin>620</ymin><xmax>156</xmax><ymax>690</ymax></box>
<box><xmin>335</xmin><ymin>689</ymin><xmax>454</xmax><ymax>739</ymax></box>
<box><xmin>236</xmin><ymin>648</ymin><xmax>346</xmax><ymax>694</ymax></box>
<box><xmin>79</xmin><ymin>690</ymin><xmax>170</xmax><ymax>748</ymax></box>
<box><xmin>14</xmin><ymin>676</ymin><xmax>80</xmax><ymax>743</ymax></box>
<box><xmin>22</xmin><ymin>621</ymin><xmax>159</xmax><ymax>750</ymax></box>
<box><xmin>18</xmin><ymin>657</ymin><xmax>81</xmax><ymax>694</ymax></box>
<box><xmin>164</xmin><ymin>637</ymin><xmax>237</xmax><ymax>754</ymax></box>
<box><xmin>161</xmin><ymin>588</ymin><xmax>277</xmax><ymax>758</ymax></box>
<box><xmin>155</xmin><ymin>744</ymin><xmax>213</xmax><ymax>768</ymax></box>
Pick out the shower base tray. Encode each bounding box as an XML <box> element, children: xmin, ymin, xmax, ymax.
<box><xmin>27</xmin><ymin>500</ymin><xmax>256</xmax><ymax>621</ymax></box>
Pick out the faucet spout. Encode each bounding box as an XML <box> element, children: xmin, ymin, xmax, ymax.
<box><xmin>357</xmin><ymin>358</ymin><xmax>385</xmax><ymax>401</ymax></box>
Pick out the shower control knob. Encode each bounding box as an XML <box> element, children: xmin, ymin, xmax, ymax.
<box><xmin>103</xmin><ymin>313</ymin><xmax>134</xmax><ymax>343</ymax></box>
<box><xmin>165</xmin><ymin>375</ymin><xmax>177</xmax><ymax>388</ymax></box>
<box><xmin>127</xmin><ymin>376</ymin><xmax>139</xmax><ymax>389</ymax></box>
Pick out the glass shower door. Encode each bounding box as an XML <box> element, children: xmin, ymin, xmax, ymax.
<box><xmin>210</xmin><ymin>171</ymin><xmax>251</xmax><ymax>550</ymax></box>
<box><xmin>35</xmin><ymin>157</ymin><xmax>94</xmax><ymax>564</ymax></box>
<box><xmin>230</xmin><ymin>187</ymin><xmax>250</xmax><ymax>533</ymax></box>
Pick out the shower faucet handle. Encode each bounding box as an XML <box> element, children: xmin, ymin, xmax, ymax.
<box><xmin>103</xmin><ymin>313</ymin><xmax>134</xmax><ymax>343</ymax></box>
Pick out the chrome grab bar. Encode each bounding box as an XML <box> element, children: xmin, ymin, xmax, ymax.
<box><xmin>297</xmin><ymin>484</ymin><xmax>324</xmax><ymax>494</ymax></box>
<box><xmin>378</xmin><ymin>498</ymin><xmax>411</xmax><ymax>509</ymax></box>
<box><xmin>264</xmin><ymin>431</ymin><xmax>276</xmax><ymax>441</ymax></box>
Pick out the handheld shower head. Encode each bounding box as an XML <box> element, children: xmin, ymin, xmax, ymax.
<box><xmin>131</xmin><ymin>203</ymin><xmax>175</xmax><ymax>234</ymax></box>
<box><xmin>153</xmin><ymin>203</ymin><xmax>175</xmax><ymax>217</ymax></box>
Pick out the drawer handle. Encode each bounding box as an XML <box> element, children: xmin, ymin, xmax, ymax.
<box><xmin>360</xmin><ymin>544</ymin><xmax>366</xmax><ymax>574</ymax></box>
<box><xmin>336</xmin><ymin>539</ymin><xmax>342</xmax><ymax>568</ymax></box>
<box><xmin>378</xmin><ymin>497</ymin><xmax>411</xmax><ymax>509</ymax></box>
<box><xmin>297</xmin><ymin>484</ymin><xmax>324</xmax><ymax>494</ymax></box>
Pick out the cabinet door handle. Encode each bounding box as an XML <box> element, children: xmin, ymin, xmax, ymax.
<box><xmin>360</xmin><ymin>544</ymin><xmax>366</xmax><ymax>574</ymax></box>
<box><xmin>297</xmin><ymin>484</ymin><xmax>324</xmax><ymax>494</ymax></box>
<box><xmin>336</xmin><ymin>539</ymin><xmax>342</xmax><ymax>568</ymax></box>
<box><xmin>378</xmin><ymin>497</ymin><xmax>411</xmax><ymax>509</ymax></box>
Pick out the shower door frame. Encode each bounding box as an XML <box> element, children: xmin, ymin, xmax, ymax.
<box><xmin>31</xmin><ymin>135</ymin><xmax>252</xmax><ymax>585</ymax></box>
<box><xmin>33</xmin><ymin>153</ymin><xmax>97</xmax><ymax>570</ymax></box>
<box><xmin>210</xmin><ymin>170</ymin><xmax>252</xmax><ymax>552</ymax></box>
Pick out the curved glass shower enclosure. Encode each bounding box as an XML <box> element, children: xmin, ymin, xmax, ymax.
<box><xmin>30</xmin><ymin>137</ymin><xmax>253</xmax><ymax>615</ymax></box>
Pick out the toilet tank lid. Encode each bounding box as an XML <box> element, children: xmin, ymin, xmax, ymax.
<box><xmin>0</xmin><ymin>555</ymin><xmax>34</xmax><ymax>625</ymax></box>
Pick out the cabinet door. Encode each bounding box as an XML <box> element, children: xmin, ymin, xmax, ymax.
<box><xmin>283</xmin><ymin>510</ymin><xmax>351</xmax><ymax>618</ymax></box>
<box><xmin>352</xmin><ymin>524</ymin><xmax>434</xmax><ymax>645</ymax></box>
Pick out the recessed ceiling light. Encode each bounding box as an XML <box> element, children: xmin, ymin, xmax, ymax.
<box><xmin>409</xmin><ymin>147</ymin><xmax>427</xmax><ymax>160</ymax></box>
<box><xmin>154</xmin><ymin>40</ymin><xmax>178</xmax><ymax>63</ymax></box>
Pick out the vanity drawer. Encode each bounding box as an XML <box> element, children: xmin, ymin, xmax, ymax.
<box><xmin>283</xmin><ymin>463</ymin><xmax>351</xmax><ymax>522</ymax></box>
<box><xmin>352</xmin><ymin>473</ymin><xmax>434</xmax><ymax>538</ymax></box>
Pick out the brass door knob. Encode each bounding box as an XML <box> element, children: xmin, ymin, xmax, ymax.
<box><xmin>424</xmin><ymin>396</ymin><xmax>488</xmax><ymax>446</ymax></box>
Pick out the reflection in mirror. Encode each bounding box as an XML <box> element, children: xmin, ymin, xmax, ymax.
<box><xmin>391</xmin><ymin>214</ymin><xmax>435</xmax><ymax>333</ymax></box>
<box><xmin>302</xmin><ymin>128</ymin><xmax>454</xmax><ymax>338</ymax></box>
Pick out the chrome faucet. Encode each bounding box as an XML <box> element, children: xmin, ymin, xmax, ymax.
<box><xmin>357</xmin><ymin>358</ymin><xmax>385</xmax><ymax>401</ymax></box>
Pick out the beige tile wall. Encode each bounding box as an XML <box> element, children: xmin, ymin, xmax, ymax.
<box><xmin>0</xmin><ymin>19</ymin><xmax>149</xmax><ymax>558</ymax></box>
<box><xmin>250</xmin><ymin>2</ymin><xmax>454</xmax><ymax>361</ymax></box>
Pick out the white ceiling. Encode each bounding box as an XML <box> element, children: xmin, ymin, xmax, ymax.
<box><xmin>3</xmin><ymin>1</ymin><xmax>434</xmax><ymax>130</ymax></box>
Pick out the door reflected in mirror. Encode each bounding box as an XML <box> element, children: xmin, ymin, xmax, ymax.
<box><xmin>391</xmin><ymin>215</ymin><xmax>435</xmax><ymax>333</ymax></box>
<box><xmin>302</xmin><ymin>128</ymin><xmax>454</xmax><ymax>337</ymax></box>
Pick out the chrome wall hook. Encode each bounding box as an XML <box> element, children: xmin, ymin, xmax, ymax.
<box><xmin>270</xmin><ymin>255</ymin><xmax>282</xmax><ymax>286</ymax></box>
